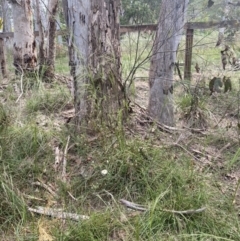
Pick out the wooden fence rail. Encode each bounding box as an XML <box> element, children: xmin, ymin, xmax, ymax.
<box><xmin>1</xmin><ymin>20</ymin><xmax>240</xmax><ymax>38</ymax></box>
<box><xmin>1</xmin><ymin>20</ymin><xmax>239</xmax><ymax>79</ymax></box>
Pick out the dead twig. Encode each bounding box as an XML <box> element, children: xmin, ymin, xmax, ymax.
<box><xmin>175</xmin><ymin>133</ymin><xmax>184</xmax><ymax>145</ymax></box>
<box><xmin>214</xmin><ymin>142</ymin><xmax>231</xmax><ymax>161</ymax></box>
<box><xmin>67</xmin><ymin>191</ymin><xmax>77</xmax><ymax>201</ymax></box>
<box><xmin>183</xmin><ymin>125</ymin><xmax>207</xmax><ymax>134</ymax></box>
<box><xmin>191</xmin><ymin>148</ymin><xmax>213</xmax><ymax>164</ymax></box>
<box><xmin>139</xmin><ymin>112</ymin><xmax>184</xmax><ymax>133</ymax></box>
<box><xmin>174</xmin><ymin>143</ymin><xmax>200</xmax><ymax>162</ymax></box>
<box><xmin>104</xmin><ymin>139</ymin><xmax>117</xmax><ymax>154</ymax></box>
<box><xmin>162</xmin><ymin>207</ymin><xmax>206</xmax><ymax>215</ymax></box>
<box><xmin>120</xmin><ymin>199</ymin><xmax>206</xmax><ymax>215</ymax></box>
<box><xmin>120</xmin><ymin>199</ymin><xmax>148</xmax><ymax>211</ymax></box>
<box><xmin>23</xmin><ymin>194</ymin><xmax>44</xmax><ymax>201</ymax></box>
<box><xmin>131</xmin><ymin>100</ymin><xmax>146</xmax><ymax>112</ymax></box>
<box><xmin>167</xmin><ymin>132</ymin><xmax>211</xmax><ymax>164</ymax></box>
<box><xmin>103</xmin><ymin>190</ymin><xmax>119</xmax><ymax>206</ymax></box>
<box><xmin>28</xmin><ymin>206</ymin><xmax>89</xmax><ymax>221</ymax></box>
<box><xmin>126</xmin><ymin>126</ymin><xmax>135</xmax><ymax>135</ymax></box>
<box><xmin>62</xmin><ymin>135</ymin><xmax>70</xmax><ymax>183</ymax></box>
<box><xmin>32</xmin><ymin>181</ymin><xmax>58</xmax><ymax>198</ymax></box>
<box><xmin>166</xmin><ymin>143</ymin><xmax>202</xmax><ymax>163</ymax></box>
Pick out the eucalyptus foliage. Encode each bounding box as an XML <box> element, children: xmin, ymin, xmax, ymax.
<box><xmin>120</xmin><ymin>0</ymin><xmax>161</xmax><ymax>24</ymax></box>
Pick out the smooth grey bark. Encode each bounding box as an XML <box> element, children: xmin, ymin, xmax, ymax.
<box><xmin>63</xmin><ymin>0</ymin><xmax>124</xmax><ymax>127</ymax></box>
<box><xmin>56</xmin><ymin>14</ymin><xmax>62</xmax><ymax>44</ymax></box>
<box><xmin>1</xmin><ymin>0</ymin><xmax>12</xmax><ymax>32</ymax></box>
<box><xmin>148</xmin><ymin>0</ymin><xmax>189</xmax><ymax>126</ymax></box>
<box><xmin>62</xmin><ymin>0</ymin><xmax>90</xmax><ymax>125</ymax></box>
<box><xmin>10</xmin><ymin>0</ymin><xmax>37</xmax><ymax>74</ymax></box>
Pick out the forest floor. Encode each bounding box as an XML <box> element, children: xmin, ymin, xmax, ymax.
<box><xmin>1</xmin><ymin>34</ymin><xmax>240</xmax><ymax>240</ymax></box>
<box><xmin>134</xmin><ymin>72</ymin><xmax>240</xmax><ymax>204</ymax></box>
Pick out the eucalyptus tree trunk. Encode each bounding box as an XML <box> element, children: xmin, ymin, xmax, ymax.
<box><xmin>0</xmin><ymin>0</ymin><xmax>9</xmax><ymax>78</ymax></box>
<box><xmin>148</xmin><ymin>0</ymin><xmax>189</xmax><ymax>126</ymax></box>
<box><xmin>1</xmin><ymin>0</ymin><xmax>12</xmax><ymax>32</ymax></box>
<box><xmin>35</xmin><ymin>0</ymin><xmax>45</xmax><ymax>75</ymax></box>
<box><xmin>56</xmin><ymin>14</ymin><xmax>62</xmax><ymax>45</ymax></box>
<box><xmin>44</xmin><ymin>0</ymin><xmax>59</xmax><ymax>80</ymax></box>
<box><xmin>0</xmin><ymin>38</ymin><xmax>7</xmax><ymax>78</ymax></box>
<box><xmin>63</xmin><ymin>0</ymin><xmax>125</xmax><ymax>127</ymax></box>
<box><xmin>10</xmin><ymin>0</ymin><xmax>37</xmax><ymax>74</ymax></box>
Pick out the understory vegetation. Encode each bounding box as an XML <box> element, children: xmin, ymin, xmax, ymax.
<box><xmin>1</xmin><ymin>31</ymin><xmax>240</xmax><ymax>241</ymax></box>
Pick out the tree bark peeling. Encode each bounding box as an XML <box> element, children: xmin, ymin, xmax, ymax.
<box><xmin>89</xmin><ymin>0</ymin><xmax>123</xmax><ymax>121</ymax></box>
<box><xmin>63</xmin><ymin>0</ymin><xmax>124</xmax><ymax>127</ymax></box>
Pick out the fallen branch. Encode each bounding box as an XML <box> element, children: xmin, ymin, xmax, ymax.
<box><xmin>162</xmin><ymin>207</ymin><xmax>206</xmax><ymax>215</ymax></box>
<box><xmin>136</xmin><ymin>117</ymin><xmax>175</xmax><ymax>134</ymax></box>
<box><xmin>120</xmin><ymin>199</ymin><xmax>206</xmax><ymax>215</ymax></box>
<box><xmin>139</xmin><ymin>112</ymin><xmax>184</xmax><ymax>134</ymax></box>
<box><xmin>120</xmin><ymin>199</ymin><xmax>148</xmax><ymax>211</ymax></box>
<box><xmin>28</xmin><ymin>206</ymin><xmax>89</xmax><ymax>221</ymax></box>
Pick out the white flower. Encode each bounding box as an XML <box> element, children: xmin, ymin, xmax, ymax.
<box><xmin>101</xmin><ymin>169</ymin><xmax>108</xmax><ymax>176</ymax></box>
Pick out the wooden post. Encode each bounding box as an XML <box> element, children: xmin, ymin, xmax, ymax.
<box><xmin>184</xmin><ymin>28</ymin><xmax>194</xmax><ymax>80</ymax></box>
<box><xmin>0</xmin><ymin>38</ymin><xmax>7</xmax><ymax>78</ymax></box>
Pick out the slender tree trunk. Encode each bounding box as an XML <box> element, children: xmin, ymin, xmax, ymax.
<box><xmin>56</xmin><ymin>14</ymin><xmax>62</xmax><ymax>44</ymax></box>
<box><xmin>44</xmin><ymin>0</ymin><xmax>59</xmax><ymax>80</ymax></box>
<box><xmin>0</xmin><ymin>38</ymin><xmax>7</xmax><ymax>78</ymax></box>
<box><xmin>63</xmin><ymin>0</ymin><xmax>125</xmax><ymax>127</ymax></box>
<box><xmin>10</xmin><ymin>0</ymin><xmax>37</xmax><ymax>74</ymax></box>
<box><xmin>148</xmin><ymin>0</ymin><xmax>188</xmax><ymax>126</ymax></box>
<box><xmin>0</xmin><ymin>0</ymin><xmax>11</xmax><ymax>78</ymax></box>
<box><xmin>35</xmin><ymin>0</ymin><xmax>46</xmax><ymax>75</ymax></box>
<box><xmin>61</xmin><ymin>0</ymin><xmax>74</xmax><ymax>78</ymax></box>
<box><xmin>2</xmin><ymin>0</ymin><xmax>13</xmax><ymax>49</ymax></box>
<box><xmin>1</xmin><ymin>0</ymin><xmax>12</xmax><ymax>32</ymax></box>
